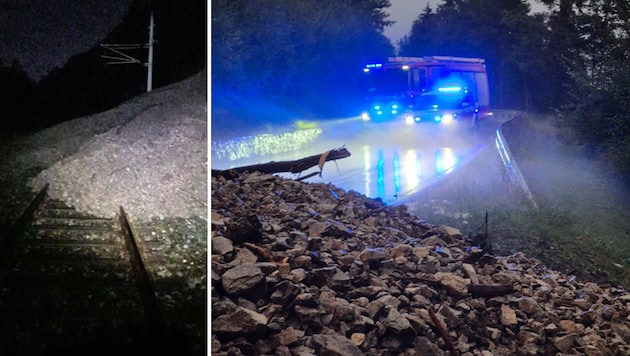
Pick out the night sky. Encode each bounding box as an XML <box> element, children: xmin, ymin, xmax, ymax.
<box><xmin>0</xmin><ymin>0</ymin><xmax>132</xmax><ymax>80</ymax></box>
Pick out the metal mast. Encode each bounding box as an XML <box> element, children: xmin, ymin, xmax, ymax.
<box><xmin>101</xmin><ymin>12</ymin><xmax>155</xmax><ymax>93</ymax></box>
<box><xmin>146</xmin><ymin>12</ymin><xmax>154</xmax><ymax>92</ymax></box>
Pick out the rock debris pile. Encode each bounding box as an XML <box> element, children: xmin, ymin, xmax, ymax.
<box><xmin>211</xmin><ymin>172</ymin><xmax>630</xmax><ymax>355</ymax></box>
<box><xmin>28</xmin><ymin>71</ymin><xmax>207</xmax><ymax>222</ymax></box>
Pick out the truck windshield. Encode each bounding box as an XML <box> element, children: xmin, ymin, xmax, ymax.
<box><xmin>416</xmin><ymin>93</ymin><xmax>465</xmax><ymax>110</ymax></box>
<box><xmin>363</xmin><ymin>69</ymin><xmax>409</xmax><ymax>96</ymax></box>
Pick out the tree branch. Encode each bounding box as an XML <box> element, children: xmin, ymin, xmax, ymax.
<box><xmin>211</xmin><ymin>147</ymin><xmax>351</xmax><ymax>179</ymax></box>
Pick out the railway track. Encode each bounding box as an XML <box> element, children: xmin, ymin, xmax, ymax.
<box><xmin>0</xmin><ymin>183</ymin><xmax>171</xmax><ymax>355</ymax></box>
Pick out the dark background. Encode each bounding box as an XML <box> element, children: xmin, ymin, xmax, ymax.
<box><xmin>211</xmin><ymin>0</ymin><xmax>630</xmax><ymax>178</ymax></box>
<box><xmin>1</xmin><ymin>0</ymin><xmax>206</xmax><ymax>133</ymax></box>
<box><xmin>1</xmin><ymin>0</ymin><xmax>628</xmax><ymax>178</ymax></box>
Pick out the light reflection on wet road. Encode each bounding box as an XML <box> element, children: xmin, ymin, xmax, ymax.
<box><xmin>211</xmin><ymin>116</ymin><xmax>509</xmax><ymax>204</ymax></box>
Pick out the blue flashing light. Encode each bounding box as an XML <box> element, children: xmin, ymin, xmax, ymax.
<box><xmin>438</xmin><ymin>86</ymin><xmax>462</xmax><ymax>93</ymax></box>
<box><xmin>377</xmin><ymin>150</ymin><xmax>385</xmax><ymax>197</ymax></box>
<box><xmin>434</xmin><ymin>115</ymin><xmax>442</xmax><ymax>122</ymax></box>
<box><xmin>365</xmin><ymin>63</ymin><xmax>383</xmax><ymax>68</ymax></box>
<box><xmin>363</xmin><ymin>68</ymin><xmax>370</xmax><ymax>73</ymax></box>
<box><xmin>374</xmin><ymin>105</ymin><xmax>381</xmax><ymax>110</ymax></box>
<box><xmin>393</xmin><ymin>152</ymin><xmax>400</xmax><ymax>193</ymax></box>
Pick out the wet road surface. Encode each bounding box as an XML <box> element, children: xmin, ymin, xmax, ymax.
<box><xmin>211</xmin><ymin>115</ymin><xmax>511</xmax><ymax>204</ymax></box>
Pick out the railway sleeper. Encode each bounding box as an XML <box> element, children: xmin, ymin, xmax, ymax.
<box><xmin>23</xmin><ymin>233</ymin><xmax>119</xmax><ymax>243</ymax></box>
<box><xmin>31</xmin><ymin>222</ymin><xmax>116</xmax><ymax>231</ymax></box>
<box><xmin>15</xmin><ymin>244</ymin><xmax>128</xmax><ymax>259</ymax></box>
<box><xmin>37</xmin><ymin>208</ymin><xmax>112</xmax><ymax>220</ymax></box>
<box><xmin>41</xmin><ymin>198</ymin><xmax>79</xmax><ymax>210</ymax></box>
<box><xmin>2</xmin><ymin>271</ymin><xmax>136</xmax><ymax>287</ymax></box>
<box><xmin>0</xmin><ymin>184</ymin><xmax>167</xmax><ymax>355</ymax></box>
<box><xmin>4</xmin><ymin>259</ymin><xmax>133</xmax><ymax>277</ymax></box>
<box><xmin>34</xmin><ymin>196</ymin><xmax>114</xmax><ymax>224</ymax></box>
<box><xmin>0</xmin><ymin>284</ymin><xmax>142</xmax><ymax>306</ymax></box>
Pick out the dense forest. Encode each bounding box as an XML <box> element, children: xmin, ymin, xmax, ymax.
<box><xmin>212</xmin><ymin>0</ymin><xmax>630</xmax><ymax>177</ymax></box>
<box><xmin>0</xmin><ymin>0</ymin><xmax>206</xmax><ymax>134</ymax></box>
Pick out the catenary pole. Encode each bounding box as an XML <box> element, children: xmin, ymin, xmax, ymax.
<box><xmin>147</xmin><ymin>12</ymin><xmax>154</xmax><ymax>92</ymax></box>
<box><xmin>101</xmin><ymin>12</ymin><xmax>155</xmax><ymax>93</ymax></box>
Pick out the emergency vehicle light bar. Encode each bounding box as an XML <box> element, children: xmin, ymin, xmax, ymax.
<box><xmin>388</xmin><ymin>56</ymin><xmax>485</xmax><ymax>64</ymax></box>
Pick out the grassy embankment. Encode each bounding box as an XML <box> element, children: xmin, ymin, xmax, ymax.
<box><xmin>405</xmin><ymin>114</ymin><xmax>630</xmax><ymax>288</ymax></box>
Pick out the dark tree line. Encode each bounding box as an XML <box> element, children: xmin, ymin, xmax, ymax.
<box><xmin>1</xmin><ymin>0</ymin><xmax>206</xmax><ymax>135</ymax></box>
<box><xmin>212</xmin><ymin>0</ymin><xmax>630</xmax><ymax>177</ymax></box>
<box><xmin>0</xmin><ymin>61</ymin><xmax>38</xmax><ymax>132</ymax></box>
<box><xmin>398</xmin><ymin>0</ymin><xmax>630</xmax><ymax>177</ymax></box>
<box><xmin>211</xmin><ymin>0</ymin><xmax>394</xmax><ymax>117</ymax></box>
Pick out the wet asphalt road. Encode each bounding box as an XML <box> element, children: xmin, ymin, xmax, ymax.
<box><xmin>211</xmin><ymin>114</ymin><xmax>511</xmax><ymax>205</ymax></box>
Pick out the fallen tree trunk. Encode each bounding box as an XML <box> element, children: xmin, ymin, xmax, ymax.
<box><xmin>211</xmin><ymin>146</ymin><xmax>351</xmax><ymax>179</ymax></box>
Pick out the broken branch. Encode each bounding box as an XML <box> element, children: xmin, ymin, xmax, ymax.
<box><xmin>554</xmin><ymin>298</ymin><xmax>590</xmax><ymax>311</ymax></box>
<box><xmin>243</xmin><ymin>242</ymin><xmax>273</xmax><ymax>262</ymax></box>
<box><xmin>468</xmin><ymin>284</ymin><xmax>514</xmax><ymax>298</ymax></box>
<box><xmin>211</xmin><ymin>147</ymin><xmax>351</xmax><ymax>179</ymax></box>
<box><xmin>428</xmin><ymin>306</ymin><xmax>458</xmax><ymax>356</ymax></box>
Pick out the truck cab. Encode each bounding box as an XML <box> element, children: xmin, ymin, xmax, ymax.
<box><xmin>405</xmin><ymin>84</ymin><xmax>480</xmax><ymax>127</ymax></box>
<box><xmin>361</xmin><ymin>56</ymin><xmax>491</xmax><ymax>127</ymax></box>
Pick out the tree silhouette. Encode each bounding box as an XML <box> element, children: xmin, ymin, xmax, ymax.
<box><xmin>0</xmin><ymin>60</ymin><xmax>37</xmax><ymax>132</ymax></box>
<box><xmin>211</xmin><ymin>0</ymin><xmax>394</xmax><ymax>117</ymax></box>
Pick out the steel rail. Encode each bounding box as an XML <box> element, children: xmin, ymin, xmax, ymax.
<box><xmin>119</xmin><ymin>205</ymin><xmax>165</xmax><ymax>336</ymax></box>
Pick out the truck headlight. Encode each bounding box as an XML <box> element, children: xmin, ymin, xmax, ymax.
<box><xmin>442</xmin><ymin>114</ymin><xmax>454</xmax><ymax>123</ymax></box>
<box><xmin>405</xmin><ymin>114</ymin><xmax>414</xmax><ymax>125</ymax></box>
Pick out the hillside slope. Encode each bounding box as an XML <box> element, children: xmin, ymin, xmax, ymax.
<box><xmin>1</xmin><ymin>70</ymin><xmax>207</xmax><ymax>223</ymax></box>
<box><xmin>0</xmin><ymin>70</ymin><xmax>208</xmax><ymax>354</ymax></box>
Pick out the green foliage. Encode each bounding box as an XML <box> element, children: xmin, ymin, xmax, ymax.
<box><xmin>562</xmin><ymin>61</ymin><xmax>630</xmax><ymax>176</ymax></box>
<box><xmin>554</xmin><ymin>0</ymin><xmax>630</xmax><ymax>177</ymax></box>
<box><xmin>606</xmin><ymin>66</ymin><xmax>630</xmax><ymax>176</ymax></box>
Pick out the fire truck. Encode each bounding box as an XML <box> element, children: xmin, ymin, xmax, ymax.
<box><xmin>361</xmin><ymin>56</ymin><xmax>491</xmax><ymax>127</ymax></box>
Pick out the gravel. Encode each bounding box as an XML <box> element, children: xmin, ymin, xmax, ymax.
<box><xmin>28</xmin><ymin>73</ymin><xmax>207</xmax><ymax>222</ymax></box>
<box><xmin>211</xmin><ymin>171</ymin><xmax>630</xmax><ymax>355</ymax></box>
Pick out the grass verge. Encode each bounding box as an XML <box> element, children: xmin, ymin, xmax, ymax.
<box><xmin>404</xmin><ymin>114</ymin><xmax>630</xmax><ymax>288</ymax></box>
